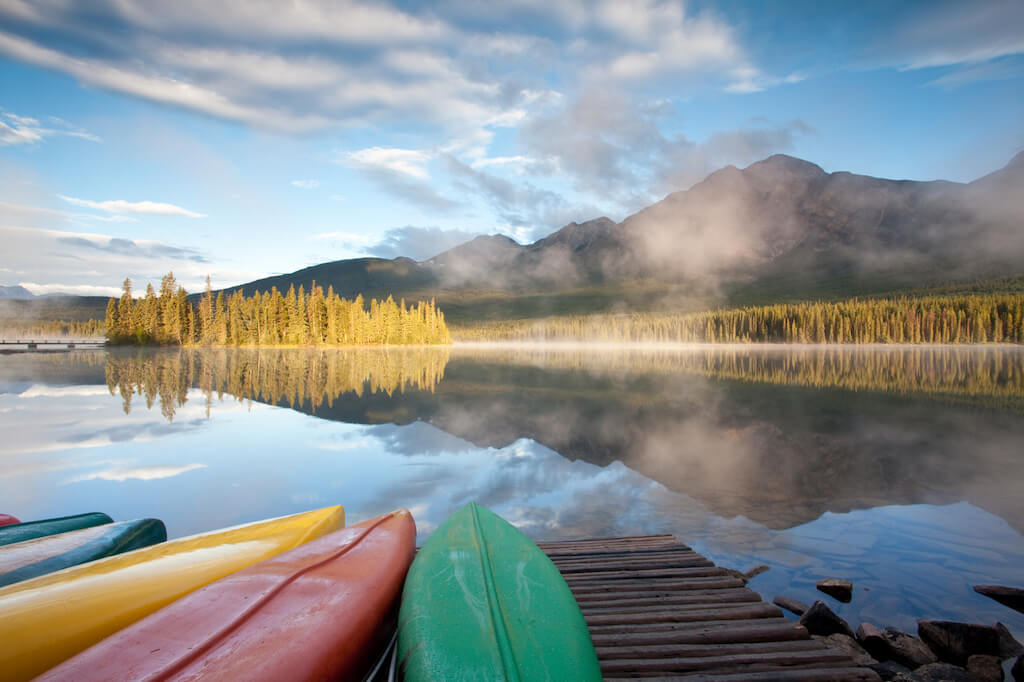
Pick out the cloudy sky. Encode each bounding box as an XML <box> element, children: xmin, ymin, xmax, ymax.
<box><xmin>1</xmin><ymin>0</ymin><xmax>1023</xmax><ymax>296</ymax></box>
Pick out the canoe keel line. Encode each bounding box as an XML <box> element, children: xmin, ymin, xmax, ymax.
<box><xmin>470</xmin><ymin>502</ymin><xmax>521</xmax><ymax>681</ymax></box>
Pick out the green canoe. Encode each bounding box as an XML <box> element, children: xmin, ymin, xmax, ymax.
<box><xmin>0</xmin><ymin>512</ymin><xmax>113</xmax><ymax>546</ymax></box>
<box><xmin>397</xmin><ymin>503</ymin><xmax>601</xmax><ymax>681</ymax></box>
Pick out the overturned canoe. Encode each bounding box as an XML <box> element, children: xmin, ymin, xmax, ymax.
<box><xmin>0</xmin><ymin>505</ymin><xmax>343</xmax><ymax>681</ymax></box>
<box><xmin>397</xmin><ymin>502</ymin><xmax>602</xmax><ymax>681</ymax></box>
<box><xmin>40</xmin><ymin>509</ymin><xmax>415</xmax><ymax>682</ymax></box>
<box><xmin>0</xmin><ymin>514</ymin><xmax>19</xmax><ymax>527</ymax></box>
<box><xmin>0</xmin><ymin>511</ymin><xmax>112</xmax><ymax>546</ymax></box>
<box><xmin>0</xmin><ymin>518</ymin><xmax>167</xmax><ymax>588</ymax></box>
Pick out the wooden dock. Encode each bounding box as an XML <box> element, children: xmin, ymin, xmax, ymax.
<box><xmin>537</xmin><ymin>534</ymin><xmax>880</xmax><ymax>681</ymax></box>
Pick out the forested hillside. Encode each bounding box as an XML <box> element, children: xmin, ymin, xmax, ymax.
<box><xmin>454</xmin><ymin>293</ymin><xmax>1024</xmax><ymax>344</ymax></box>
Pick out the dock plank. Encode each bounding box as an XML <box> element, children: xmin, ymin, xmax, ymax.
<box><xmin>541</xmin><ymin>535</ymin><xmax>881</xmax><ymax>681</ymax></box>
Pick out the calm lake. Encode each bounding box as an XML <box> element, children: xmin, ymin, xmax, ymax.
<box><xmin>2</xmin><ymin>344</ymin><xmax>1023</xmax><ymax>637</ymax></box>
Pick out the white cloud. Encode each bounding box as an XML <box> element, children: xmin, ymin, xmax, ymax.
<box><xmin>0</xmin><ymin>0</ymin><xmax>778</xmax><ymax>139</ymax></box>
<box><xmin>69</xmin><ymin>463</ymin><xmax>207</xmax><ymax>483</ymax></box>
<box><xmin>0</xmin><ymin>31</ymin><xmax>331</xmax><ymax>133</ymax></box>
<box><xmin>0</xmin><ymin>224</ymin><xmax>249</xmax><ymax>296</ymax></box>
<box><xmin>865</xmin><ymin>1</ymin><xmax>1024</xmax><ymax>82</ymax></box>
<box><xmin>290</xmin><ymin>179</ymin><xmax>320</xmax><ymax>189</ymax></box>
<box><xmin>58</xmin><ymin>195</ymin><xmax>207</xmax><ymax>218</ymax></box>
<box><xmin>0</xmin><ymin>109</ymin><xmax>99</xmax><ymax>146</ymax></box>
<box><xmin>0</xmin><ymin>200</ymin><xmax>137</xmax><ymax>226</ymax></box>
<box><xmin>926</xmin><ymin>60</ymin><xmax>1024</xmax><ymax>89</ymax></box>
<box><xmin>471</xmin><ymin>155</ymin><xmax>535</xmax><ymax>170</ymax></box>
<box><xmin>343</xmin><ymin>147</ymin><xmax>433</xmax><ymax>178</ymax></box>
<box><xmin>18</xmin><ymin>282</ymin><xmax>123</xmax><ymax>297</ymax></box>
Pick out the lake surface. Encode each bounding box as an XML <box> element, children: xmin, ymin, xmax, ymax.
<box><xmin>2</xmin><ymin>344</ymin><xmax>1023</xmax><ymax>637</ymax></box>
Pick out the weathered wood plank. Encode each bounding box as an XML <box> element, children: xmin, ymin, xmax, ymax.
<box><xmin>557</xmin><ymin>558</ymin><xmax>716</xmax><ymax>573</ymax></box>
<box><xmin>564</xmin><ymin>566</ymin><xmax>730</xmax><ymax>582</ymax></box>
<box><xmin>598</xmin><ymin>648</ymin><xmax>855</xmax><ymax>674</ymax></box>
<box><xmin>573</xmin><ymin>587</ymin><xmax>758</xmax><ymax>605</ymax></box>
<box><xmin>579</xmin><ymin>592</ymin><xmax>762</xmax><ymax>614</ymax></box>
<box><xmin>587</xmin><ymin>621</ymin><xmax>811</xmax><ymax>646</ymax></box>
<box><xmin>583</xmin><ymin>603</ymin><xmax>784</xmax><ymax>626</ymax></box>
<box><xmin>593</xmin><ymin>638</ymin><xmax>827</xmax><ymax>660</ymax></box>
<box><xmin>540</xmin><ymin>534</ymin><xmax>877</xmax><ymax>680</ymax></box>
<box><xmin>605</xmin><ymin>667</ymin><xmax>881</xmax><ymax>681</ymax></box>
<box><xmin>569</xmin><ymin>576</ymin><xmax>747</xmax><ymax>593</ymax></box>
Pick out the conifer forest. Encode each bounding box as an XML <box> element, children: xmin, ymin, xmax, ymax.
<box><xmin>104</xmin><ymin>273</ymin><xmax>451</xmax><ymax>346</ymax></box>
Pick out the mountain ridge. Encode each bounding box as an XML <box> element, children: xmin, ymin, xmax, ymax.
<box><xmin>10</xmin><ymin>151</ymin><xmax>1020</xmax><ymax>324</ymax></box>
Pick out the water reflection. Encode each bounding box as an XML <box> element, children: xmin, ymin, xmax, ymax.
<box><xmin>103</xmin><ymin>347</ymin><xmax>450</xmax><ymax>419</ymax></box>
<box><xmin>2</xmin><ymin>345</ymin><xmax>1024</xmax><ymax>638</ymax></box>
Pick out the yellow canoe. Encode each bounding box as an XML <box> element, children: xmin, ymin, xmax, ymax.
<box><xmin>0</xmin><ymin>506</ymin><xmax>343</xmax><ymax>681</ymax></box>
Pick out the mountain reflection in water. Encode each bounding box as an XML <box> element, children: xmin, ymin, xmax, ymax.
<box><xmin>2</xmin><ymin>345</ymin><xmax>1023</xmax><ymax>636</ymax></box>
<box><xmin>92</xmin><ymin>345</ymin><xmax>1024</xmax><ymax>531</ymax></box>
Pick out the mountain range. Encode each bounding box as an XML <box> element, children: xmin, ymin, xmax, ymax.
<box><xmin>4</xmin><ymin>151</ymin><xmax>1023</xmax><ymax>324</ymax></box>
<box><xmin>227</xmin><ymin>151</ymin><xmax>1024</xmax><ymax>322</ymax></box>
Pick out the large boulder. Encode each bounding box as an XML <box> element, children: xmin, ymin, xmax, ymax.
<box><xmin>798</xmin><ymin>600</ymin><xmax>855</xmax><ymax>638</ymax></box>
<box><xmin>918</xmin><ymin>620</ymin><xmax>1002</xmax><ymax>666</ymax></box>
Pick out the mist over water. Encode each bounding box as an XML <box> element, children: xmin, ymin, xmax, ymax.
<box><xmin>2</xmin><ymin>345</ymin><xmax>1024</xmax><ymax>636</ymax></box>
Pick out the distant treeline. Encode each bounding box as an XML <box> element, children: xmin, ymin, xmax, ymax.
<box><xmin>0</xmin><ymin>319</ymin><xmax>105</xmax><ymax>339</ymax></box>
<box><xmin>105</xmin><ymin>273</ymin><xmax>451</xmax><ymax>346</ymax></box>
<box><xmin>454</xmin><ymin>293</ymin><xmax>1024</xmax><ymax>344</ymax></box>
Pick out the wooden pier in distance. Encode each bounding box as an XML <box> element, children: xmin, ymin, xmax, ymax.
<box><xmin>537</xmin><ymin>534</ymin><xmax>881</xmax><ymax>681</ymax></box>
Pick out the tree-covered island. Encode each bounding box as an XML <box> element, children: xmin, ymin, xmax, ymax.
<box><xmin>105</xmin><ymin>273</ymin><xmax>451</xmax><ymax>346</ymax></box>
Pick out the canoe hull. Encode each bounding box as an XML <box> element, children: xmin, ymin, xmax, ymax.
<box><xmin>0</xmin><ymin>515</ymin><xmax>19</xmax><ymax>527</ymax></box>
<box><xmin>0</xmin><ymin>518</ymin><xmax>167</xmax><ymax>587</ymax></box>
<box><xmin>397</xmin><ymin>502</ymin><xmax>602</xmax><ymax>681</ymax></box>
<box><xmin>0</xmin><ymin>506</ymin><xmax>343</xmax><ymax>681</ymax></box>
<box><xmin>0</xmin><ymin>512</ymin><xmax>112</xmax><ymax>546</ymax></box>
<box><xmin>40</xmin><ymin>510</ymin><xmax>415</xmax><ymax>682</ymax></box>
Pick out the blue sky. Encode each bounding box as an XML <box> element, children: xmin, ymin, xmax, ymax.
<box><xmin>1</xmin><ymin>0</ymin><xmax>1022</xmax><ymax>296</ymax></box>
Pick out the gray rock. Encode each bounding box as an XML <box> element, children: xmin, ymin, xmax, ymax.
<box><xmin>995</xmin><ymin>623</ymin><xmax>1024</xmax><ymax>659</ymax></box>
<box><xmin>966</xmin><ymin>654</ymin><xmax>1003</xmax><ymax>682</ymax></box>
<box><xmin>883</xmin><ymin>628</ymin><xmax>940</xmax><ymax>669</ymax></box>
<box><xmin>798</xmin><ymin>600</ymin><xmax>855</xmax><ymax>638</ymax></box>
<box><xmin>814</xmin><ymin>633</ymin><xmax>878</xmax><ymax>665</ymax></box>
<box><xmin>871</xmin><ymin>661</ymin><xmax>912</xmax><ymax>681</ymax></box>
<box><xmin>773</xmin><ymin>595</ymin><xmax>809</xmax><ymax>616</ymax></box>
<box><xmin>858</xmin><ymin>622</ymin><xmax>938</xmax><ymax>669</ymax></box>
<box><xmin>818</xmin><ymin>577</ymin><xmax>854</xmax><ymax>602</ymax></box>
<box><xmin>860</xmin><ymin>622</ymin><xmax>889</xmax><ymax>658</ymax></box>
<box><xmin>912</xmin><ymin>662</ymin><xmax>976</xmax><ymax>681</ymax></box>
<box><xmin>893</xmin><ymin>673</ymin><xmax>927</xmax><ymax>682</ymax></box>
<box><xmin>744</xmin><ymin>564</ymin><xmax>770</xmax><ymax>580</ymax></box>
<box><xmin>919</xmin><ymin>620</ymin><xmax>1002</xmax><ymax>666</ymax></box>
<box><xmin>973</xmin><ymin>585</ymin><xmax>1024</xmax><ymax>614</ymax></box>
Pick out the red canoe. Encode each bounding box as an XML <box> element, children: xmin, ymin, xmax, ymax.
<box><xmin>0</xmin><ymin>515</ymin><xmax>20</xmax><ymax>527</ymax></box>
<box><xmin>40</xmin><ymin>509</ymin><xmax>415</xmax><ymax>681</ymax></box>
